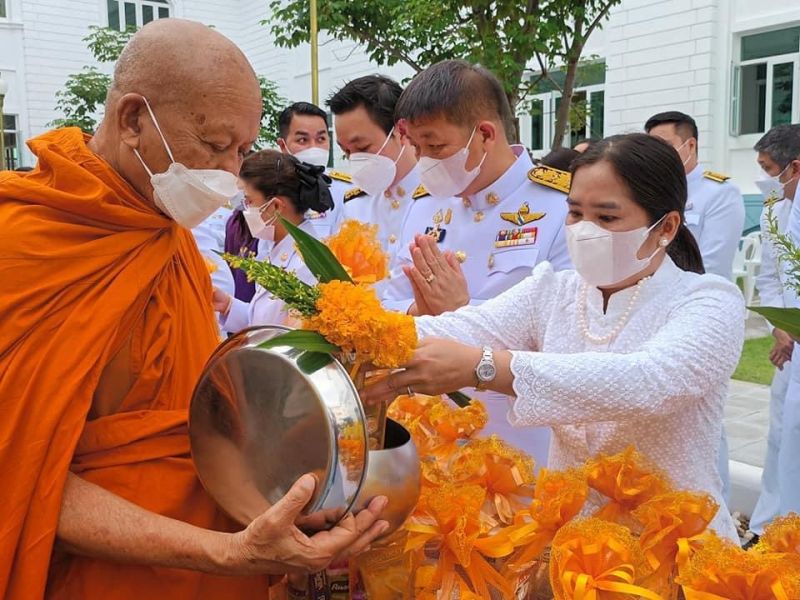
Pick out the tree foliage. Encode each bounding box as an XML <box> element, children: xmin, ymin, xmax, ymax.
<box><xmin>51</xmin><ymin>26</ymin><xmax>285</xmax><ymax>147</ymax></box>
<box><xmin>265</xmin><ymin>0</ymin><xmax>620</xmax><ymax>147</ymax></box>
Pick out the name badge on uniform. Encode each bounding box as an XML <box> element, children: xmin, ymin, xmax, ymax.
<box><xmin>425</xmin><ymin>225</ymin><xmax>447</xmax><ymax>243</ymax></box>
<box><xmin>495</xmin><ymin>227</ymin><xmax>538</xmax><ymax>248</ymax></box>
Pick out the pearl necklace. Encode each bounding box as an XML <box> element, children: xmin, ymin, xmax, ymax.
<box><xmin>578</xmin><ymin>276</ymin><xmax>651</xmax><ymax>344</ymax></box>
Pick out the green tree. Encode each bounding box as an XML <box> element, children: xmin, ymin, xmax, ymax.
<box><xmin>51</xmin><ymin>26</ymin><xmax>285</xmax><ymax>147</ymax></box>
<box><xmin>264</xmin><ymin>0</ymin><xmax>620</xmax><ymax>147</ymax></box>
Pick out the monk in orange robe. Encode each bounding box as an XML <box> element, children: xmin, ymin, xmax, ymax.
<box><xmin>0</xmin><ymin>19</ymin><xmax>387</xmax><ymax>599</ymax></box>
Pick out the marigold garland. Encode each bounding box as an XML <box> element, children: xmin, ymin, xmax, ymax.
<box><xmin>324</xmin><ymin>220</ymin><xmax>388</xmax><ymax>283</ymax></box>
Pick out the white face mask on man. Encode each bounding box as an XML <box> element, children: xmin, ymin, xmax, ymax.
<box><xmin>348</xmin><ymin>128</ymin><xmax>404</xmax><ymax>196</ymax></box>
<box><xmin>755</xmin><ymin>162</ymin><xmax>796</xmax><ymax>203</ymax></box>
<box><xmin>419</xmin><ymin>127</ymin><xmax>487</xmax><ymax>198</ymax></box>
<box><xmin>566</xmin><ymin>216</ymin><xmax>668</xmax><ymax>288</ymax></box>
<box><xmin>132</xmin><ymin>96</ymin><xmax>241</xmax><ymax>230</ymax></box>
<box><xmin>292</xmin><ymin>146</ymin><xmax>330</xmax><ymax>168</ymax></box>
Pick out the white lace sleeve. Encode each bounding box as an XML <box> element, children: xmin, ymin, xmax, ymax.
<box><xmin>510</xmin><ymin>277</ymin><xmax>745</xmax><ymax>425</ymax></box>
<box><xmin>414</xmin><ymin>263</ymin><xmax>559</xmax><ymax>350</ymax></box>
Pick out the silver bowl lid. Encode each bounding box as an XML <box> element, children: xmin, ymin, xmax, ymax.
<box><xmin>189</xmin><ymin>326</ymin><xmax>368</xmax><ymax>530</ymax></box>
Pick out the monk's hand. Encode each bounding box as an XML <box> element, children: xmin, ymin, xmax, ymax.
<box><xmin>220</xmin><ymin>474</ymin><xmax>389</xmax><ymax>575</ymax></box>
<box><xmin>361</xmin><ymin>338</ymin><xmax>481</xmax><ymax>406</ymax></box>
<box><xmin>212</xmin><ymin>287</ymin><xmax>232</xmax><ymax>316</ymax></box>
<box><xmin>404</xmin><ymin>234</ymin><xmax>469</xmax><ymax>316</ymax></box>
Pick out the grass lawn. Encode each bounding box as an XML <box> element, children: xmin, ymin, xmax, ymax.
<box><xmin>732</xmin><ymin>336</ymin><xmax>776</xmax><ymax>386</ymax></box>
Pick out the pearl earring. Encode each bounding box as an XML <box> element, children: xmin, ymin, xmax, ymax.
<box><xmin>659</xmin><ymin>238</ymin><xmax>669</xmax><ymax>247</ymax></box>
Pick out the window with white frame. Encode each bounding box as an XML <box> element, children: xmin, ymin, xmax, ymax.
<box><xmin>732</xmin><ymin>26</ymin><xmax>800</xmax><ymax>136</ymax></box>
<box><xmin>3</xmin><ymin>114</ymin><xmax>22</xmax><ymax>170</ymax></box>
<box><xmin>524</xmin><ymin>61</ymin><xmax>606</xmax><ymax>151</ymax></box>
<box><xmin>107</xmin><ymin>0</ymin><xmax>170</xmax><ymax>31</ymax></box>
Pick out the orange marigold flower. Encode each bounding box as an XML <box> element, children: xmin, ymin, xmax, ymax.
<box><xmin>304</xmin><ymin>280</ymin><xmax>416</xmax><ymax>368</ymax></box>
<box><xmin>325</xmin><ymin>220</ymin><xmax>388</xmax><ymax>284</ymax></box>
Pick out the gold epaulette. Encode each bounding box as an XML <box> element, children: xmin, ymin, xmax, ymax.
<box><xmin>412</xmin><ymin>184</ymin><xmax>430</xmax><ymax>200</ymax></box>
<box><xmin>528</xmin><ymin>165</ymin><xmax>571</xmax><ymax>194</ymax></box>
<box><xmin>328</xmin><ymin>169</ymin><xmax>352</xmax><ymax>183</ymax></box>
<box><xmin>703</xmin><ymin>170</ymin><xmax>730</xmax><ymax>183</ymax></box>
<box><xmin>344</xmin><ymin>187</ymin><xmax>368</xmax><ymax>203</ymax></box>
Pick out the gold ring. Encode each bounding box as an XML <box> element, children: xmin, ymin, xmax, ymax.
<box><xmin>424</xmin><ymin>272</ymin><xmax>436</xmax><ymax>283</ymax></box>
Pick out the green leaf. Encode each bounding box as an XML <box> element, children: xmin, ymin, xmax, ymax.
<box><xmin>446</xmin><ymin>391</ymin><xmax>472</xmax><ymax>408</ymax></box>
<box><xmin>258</xmin><ymin>330</ymin><xmax>341</xmax><ymax>354</ymax></box>
<box><xmin>749</xmin><ymin>306</ymin><xmax>800</xmax><ymax>339</ymax></box>
<box><xmin>281</xmin><ymin>217</ymin><xmax>353</xmax><ymax>283</ymax></box>
<box><xmin>297</xmin><ymin>351</ymin><xmax>334</xmax><ymax>374</ymax></box>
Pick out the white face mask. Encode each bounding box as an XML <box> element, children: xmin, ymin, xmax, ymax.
<box><xmin>755</xmin><ymin>163</ymin><xmax>795</xmax><ymax>203</ymax></box>
<box><xmin>243</xmin><ymin>200</ymin><xmax>277</xmax><ymax>241</ymax></box>
<box><xmin>348</xmin><ymin>128</ymin><xmax>403</xmax><ymax>196</ymax></box>
<box><xmin>418</xmin><ymin>127</ymin><xmax>487</xmax><ymax>198</ymax></box>
<box><xmin>566</xmin><ymin>217</ymin><xmax>666</xmax><ymax>288</ymax></box>
<box><xmin>133</xmin><ymin>97</ymin><xmax>240</xmax><ymax>230</ymax></box>
<box><xmin>292</xmin><ymin>146</ymin><xmax>330</xmax><ymax>168</ymax></box>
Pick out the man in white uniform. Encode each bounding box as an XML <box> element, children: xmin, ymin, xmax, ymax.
<box><xmin>327</xmin><ymin>75</ymin><xmax>422</xmax><ymax>272</ymax></box>
<box><xmin>383</xmin><ymin>60</ymin><xmax>572</xmax><ymax>466</ymax></box>
<box><xmin>645</xmin><ymin>111</ymin><xmax>745</xmax><ymax>280</ymax></box>
<box><xmin>748</xmin><ymin>124</ymin><xmax>800</xmax><ymax>544</ymax></box>
<box><xmin>646</xmin><ymin>111</ymin><xmax>744</xmax><ymax>502</ymax></box>
<box><xmin>277</xmin><ymin>101</ymin><xmax>346</xmax><ymax>238</ymax></box>
<box><xmin>767</xmin><ymin>125</ymin><xmax>800</xmax><ymax>545</ymax></box>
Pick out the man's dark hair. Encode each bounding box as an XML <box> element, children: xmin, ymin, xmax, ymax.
<box><xmin>540</xmin><ymin>147</ymin><xmax>580</xmax><ymax>171</ymax></box>
<box><xmin>326</xmin><ymin>75</ymin><xmax>403</xmax><ymax>135</ymax></box>
<box><xmin>754</xmin><ymin>124</ymin><xmax>800</xmax><ymax>169</ymax></box>
<box><xmin>394</xmin><ymin>60</ymin><xmax>515</xmax><ymax>142</ymax></box>
<box><xmin>644</xmin><ymin>111</ymin><xmax>699</xmax><ymax>142</ymax></box>
<box><xmin>278</xmin><ymin>102</ymin><xmax>328</xmax><ymax>139</ymax></box>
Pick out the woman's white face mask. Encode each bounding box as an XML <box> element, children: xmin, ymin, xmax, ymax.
<box><xmin>566</xmin><ymin>216</ymin><xmax>667</xmax><ymax>288</ymax></box>
<box><xmin>243</xmin><ymin>199</ymin><xmax>278</xmax><ymax>241</ymax></box>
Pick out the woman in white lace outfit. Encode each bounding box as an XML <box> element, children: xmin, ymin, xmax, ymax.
<box><xmin>364</xmin><ymin>133</ymin><xmax>744</xmax><ymax>539</ymax></box>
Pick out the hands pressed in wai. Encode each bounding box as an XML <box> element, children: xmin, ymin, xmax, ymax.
<box><xmin>406</xmin><ymin>234</ymin><xmax>470</xmax><ymax>316</ymax></box>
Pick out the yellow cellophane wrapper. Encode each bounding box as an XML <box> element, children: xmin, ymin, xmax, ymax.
<box><xmin>352</xmin><ymin>529</ymin><xmax>412</xmax><ymax>600</ymax></box>
<box><xmin>586</xmin><ymin>446</ymin><xmax>671</xmax><ymax>528</ymax></box>
<box><xmin>755</xmin><ymin>513</ymin><xmax>800</xmax><ymax>555</ymax></box>
<box><xmin>303</xmin><ymin>280</ymin><xmax>416</xmax><ymax>368</ymax></box>
<box><xmin>505</xmin><ymin>467</ymin><xmax>589</xmax><ymax>577</ymax></box>
<box><xmin>631</xmin><ymin>491</ymin><xmax>718</xmax><ymax>598</ymax></box>
<box><xmin>324</xmin><ymin>219</ymin><xmax>388</xmax><ymax>284</ymax></box>
<box><xmin>449</xmin><ymin>436</ymin><xmax>537</xmax><ymax>526</ymax></box>
<box><xmin>549</xmin><ymin>517</ymin><xmax>663</xmax><ymax>600</ymax></box>
<box><xmin>388</xmin><ymin>394</ymin><xmax>488</xmax><ymax>459</ymax></box>
<box><xmin>677</xmin><ymin>532</ymin><xmax>800</xmax><ymax>599</ymax></box>
<box><xmin>405</xmin><ymin>482</ymin><xmax>519</xmax><ymax>599</ymax></box>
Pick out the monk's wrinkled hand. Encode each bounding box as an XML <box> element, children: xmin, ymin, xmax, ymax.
<box><xmin>220</xmin><ymin>474</ymin><xmax>389</xmax><ymax>575</ymax></box>
<box><xmin>361</xmin><ymin>337</ymin><xmax>481</xmax><ymax>406</ymax></box>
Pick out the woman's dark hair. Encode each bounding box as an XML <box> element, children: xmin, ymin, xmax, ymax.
<box><xmin>571</xmin><ymin>133</ymin><xmax>705</xmax><ymax>274</ymax></box>
<box><xmin>230</xmin><ymin>149</ymin><xmax>333</xmax><ymax>245</ymax></box>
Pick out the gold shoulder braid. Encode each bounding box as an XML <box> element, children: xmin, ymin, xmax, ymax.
<box><xmin>412</xmin><ymin>184</ymin><xmax>431</xmax><ymax>200</ymax></box>
<box><xmin>703</xmin><ymin>170</ymin><xmax>731</xmax><ymax>183</ymax></box>
<box><xmin>328</xmin><ymin>170</ymin><xmax>352</xmax><ymax>183</ymax></box>
<box><xmin>344</xmin><ymin>187</ymin><xmax>368</xmax><ymax>203</ymax></box>
<box><xmin>528</xmin><ymin>165</ymin><xmax>571</xmax><ymax>194</ymax></box>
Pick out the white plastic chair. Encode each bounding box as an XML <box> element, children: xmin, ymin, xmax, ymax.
<box><xmin>731</xmin><ymin>236</ymin><xmax>756</xmax><ymax>301</ymax></box>
<box><xmin>743</xmin><ymin>232</ymin><xmax>762</xmax><ymax>305</ymax></box>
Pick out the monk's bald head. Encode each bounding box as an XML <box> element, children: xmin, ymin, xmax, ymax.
<box><xmin>109</xmin><ymin>19</ymin><xmax>259</xmax><ymax>108</ymax></box>
<box><xmin>91</xmin><ymin>19</ymin><xmax>262</xmax><ymax>207</ymax></box>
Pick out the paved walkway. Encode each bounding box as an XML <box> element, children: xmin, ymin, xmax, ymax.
<box><xmin>726</xmin><ymin>379</ymin><xmax>770</xmax><ymax>467</ymax></box>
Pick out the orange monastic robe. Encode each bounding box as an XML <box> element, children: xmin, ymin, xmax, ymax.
<box><xmin>0</xmin><ymin>128</ymin><xmax>268</xmax><ymax>598</ymax></box>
